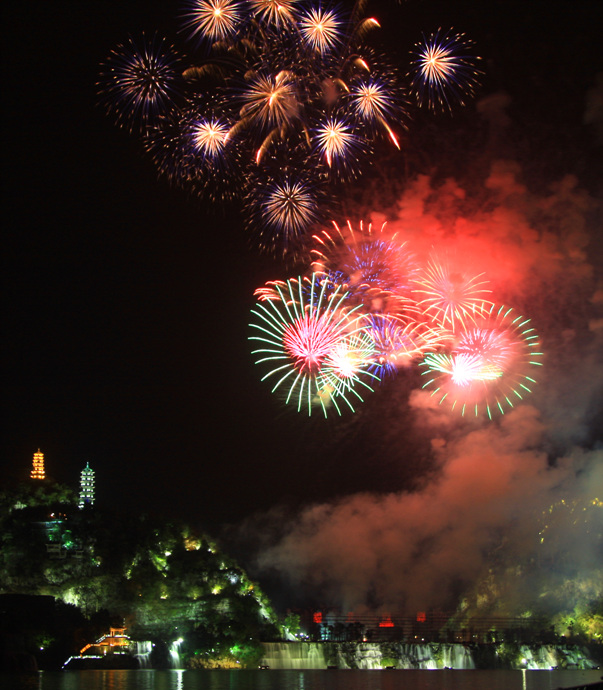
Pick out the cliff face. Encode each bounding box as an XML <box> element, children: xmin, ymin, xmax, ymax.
<box><xmin>259</xmin><ymin>641</ymin><xmax>602</xmax><ymax>670</ymax></box>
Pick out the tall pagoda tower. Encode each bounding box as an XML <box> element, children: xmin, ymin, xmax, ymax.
<box><xmin>78</xmin><ymin>462</ymin><xmax>95</xmax><ymax>509</ymax></box>
<box><xmin>30</xmin><ymin>449</ymin><xmax>45</xmax><ymax>480</ymax></box>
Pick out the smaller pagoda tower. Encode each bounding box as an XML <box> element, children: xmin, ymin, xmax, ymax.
<box><xmin>30</xmin><ymin>449</ymin><xmax>45</xmax><ymax>480</ymax></box>
<box><xmin>78</xmin><ymin>462</ymin><xmax>95</xmax><ymax>509</ymax></box>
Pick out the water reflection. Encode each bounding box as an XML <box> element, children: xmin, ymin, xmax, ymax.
<box><xmin>3</xmin><ymin>669</ymin><xmax>603</xmax><ymax>690</ymax></box>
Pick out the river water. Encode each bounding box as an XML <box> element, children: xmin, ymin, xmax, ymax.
<box><xmin>4</xmin><ymin>669</ymin><xmax>603</xmax><ymax>690</ymax></box>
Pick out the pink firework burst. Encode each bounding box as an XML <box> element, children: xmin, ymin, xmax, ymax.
<box><xmin>250</xmin><ymin>274</ymin><xmax>381</xmax><ymax>416</ymax></box>
<box><xmin>412</xmin><ymin>255</ymin><xmax>493</xmax><ymax>333</ymax></box>
<box><xmin>282</xmin><ymin>310</ymin><xmax>342</xmax><ymax>375</ymax></box>
<box><xmin>420</xmin><ymin>303</ymin><xmax>544</xmax><ymax>418</ymax></box>
<box><xmin>311</xmin><ymin>220</ymin><xmax>418</xmax><ymax>312</ymax></box>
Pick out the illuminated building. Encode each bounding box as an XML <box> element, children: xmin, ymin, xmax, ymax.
<box><xmin>78</xmin><ymin>462</ymin><xmax>95</xmax><ymax>509</ymax></box>
<box><xmin>79</xmin><ymin>627</ymin><xmax>129</xmax><ymax>656</ymax></box>
<box><xmin>30</xmin><ymin>449</ymin><xmax>45</xmax><ymax>480</ymax></box>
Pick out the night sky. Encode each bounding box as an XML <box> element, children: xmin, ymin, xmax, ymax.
<box><xmin>2</xmin><ymin>0</ymin><xmax>603</xmax><ymax>585</ymax></box>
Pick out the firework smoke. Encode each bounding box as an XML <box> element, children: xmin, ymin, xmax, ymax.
<box><xmin>239</xmin><ymin>154</ymin><xmax>603</xmax><ymax>617</ymax></box>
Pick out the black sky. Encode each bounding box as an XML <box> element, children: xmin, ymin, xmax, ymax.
<box><xmin>2</xmin><ymin>0</ymin><xmax>602</xmax><ymax>536</ymax></box>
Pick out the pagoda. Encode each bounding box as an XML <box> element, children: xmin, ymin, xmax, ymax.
<box><xmin>30</xmin><ymin>449</ymin><xmax>45</xmax><ymax>480</ymax></box>
<box><xmin>78</xmin><ymin>462</ymin><xmax>95</xmax><ymax>509</ymax></box>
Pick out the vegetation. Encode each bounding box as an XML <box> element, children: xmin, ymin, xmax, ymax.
<box><xmin>0</xmin><ymin>479</ymin><xmax>280</xmax><ymax>669</ymax></box>
<box><xmin>450</xmin><ymin>497</ymin><xmax>603</xmax><ymax>646</ymax></box>
<box><xmin>1</xmin><ymin>480</ymin><xmax>600</xmax><ymax>671</ymax></box>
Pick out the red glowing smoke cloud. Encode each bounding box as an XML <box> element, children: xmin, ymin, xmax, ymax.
<box><xmin>250</xmin><ymin>154</ymin><xmax>603</xmax><ymax>614</ymax></box>
<box><xmin>378</xmin><ymin>162</ymin><xmax>593</xmax><ymax>310</ymax></box>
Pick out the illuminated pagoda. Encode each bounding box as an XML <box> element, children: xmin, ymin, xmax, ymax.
<box><xmin>30</xmin><ymin>449</ymin><xmax>45</xmax><ymax>480</ymax></box>
<box><xmin>78</xmin><ymin>462</ymin><xmax>95</xmax><ymax>509</ymax></box>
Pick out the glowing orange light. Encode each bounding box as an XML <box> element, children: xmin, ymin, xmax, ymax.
<box><xmin>313</xmin><ymin>611</ymin><xmax>323</xmax><ymax>623</ymax></box>
<box><xmin>416</xmin><ymin>611</ymin><xmax>426</xmax><ymax>622</ymax></box>
<box><xmin>30</xmin><ymin>449</ymin><xmax>45</xmax><ymax>480</ymax></box>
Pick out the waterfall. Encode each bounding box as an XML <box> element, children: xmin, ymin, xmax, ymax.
<box><xmin>367</xmin><ymin>643</ymin><xmax>473</xmax><ymax>670</ymax></box>
<box><xmin>135</xmin><ymin>641</ymin><xmax>153</xmax><ymax>669</ymax></box>
<box><xmin>260</xmin><ymin>642</ymin><xmax>475</xmax><ymax>669</ymax></box>
<box><xmin>441</xmin><ymin>643</ymin><xmax>476</xmax><ymax>670</ymax></box>
<box><xmin>261</xmin><ymin>642</ymin><xmax>598</xmax><ymax>670</ymax></box>
<box><xmin>169</xmin><ymin>639</ymin><xmax>184</xmax><ymax>669</ymax></box>
<box><xmin>261</xmin><ymin>643</ymin><xmax>327</xmax><ymax>669</ymax></box>
<box><xmin>517</xmin><ymin>644</ymin><xmax>598</xmax><ymax>670</ymax></box>
<box><xmin>351</xmin><ymin>643</ymin><xmax>382</xmax><ymax>670</ymax></box>
<box><xmin>134</xmin><ymin>639</ymin><xmax>183</xmax><ymax>669</ymax></box>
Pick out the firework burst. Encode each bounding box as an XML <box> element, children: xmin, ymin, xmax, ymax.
<box><xmin>409</xmin><ymin>28</ymin><xmax>482</xmax><ymax>112</ymax></box>
<box><xmin>102</xmin><ymin>1</ymin><xmax>481</xmax><ymax>252</ymax></box>
<box><xmin>348</xmin><ymin>68</ymin><xmax>405</xmax><ymax>148</ymax></box>
<box><xmin>298</xmin><ymin>6</ymin><xmax>342</xmax><ymax>54</ymax></box>
<box><xmin>311</xmin><ymin>220</ymin><xmax>418</xmax><ymax>311</ymax></box>
<box><xmin>143</xmin><ymin>101</ymin><xmax>244</xmax><ymax>200</ymax></box>
<box><xmin>249</xmin><ymin>274</ymin><xmax>381</xmax><ymax>415</ymax></box>
<box><xmin>313</xmin><ymin>115</ymin><xmax>368</xmax><ymax>178</ymax></box>
<box><xmin>420</xmin><ymin>304</ymin><xmax>544</xmax><ymax>418</ymax></box>
<box><xmin>98</xmin><ymin>35</ymin><xmax>181</xmax><ymax>133</ymax></box>
<box><xmin>249</xmin><ymin>0</ymin><xmax>298</xmax><ymax>28</ymax></box>
<box><xmin>181</xmin><ymin>0</ymin><xmax>243</xmax><ymax>45</ymax></box>
<box><xmin>251</xmin><ymin>215</ymin><xmax>544</xmax><ymax>419</ymax></box>
<box><xmin>363</xmin><ymin>313</ymin><xmax>442</xmax><ymax>377</ymax></box>
<box><xmin>246</xmin><ymin>168</ymin><xmax>324</xmax><ymax>254</ymax></box>
<box><xmin>411</xmin><ymin>255</ymin><xmax>493</xmax><ymax>333</ymax></box>
<box><xmin>191</xmin><ymin>115</ymin><xmax>230</xmax><ymax>158</ymax></box>
<box><xmin>239</xmin><ymin>71</ymin><xmax>302</xmax><ymax>135</ymax></box>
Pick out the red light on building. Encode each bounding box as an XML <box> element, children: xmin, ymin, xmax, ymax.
<box><xmin>313</xmin><ymin>612</ymin><xmax>323</xmax><ymax>624</ymax></box>
<box><xmin>416</xmin><ymin>612</ymin><xmax>426</xmax><ymax>622</ymax></box>
<box><xmin>379</xmin><ymin>616</ymin><xmax>394</xmax><ymax>628</ymax></box>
